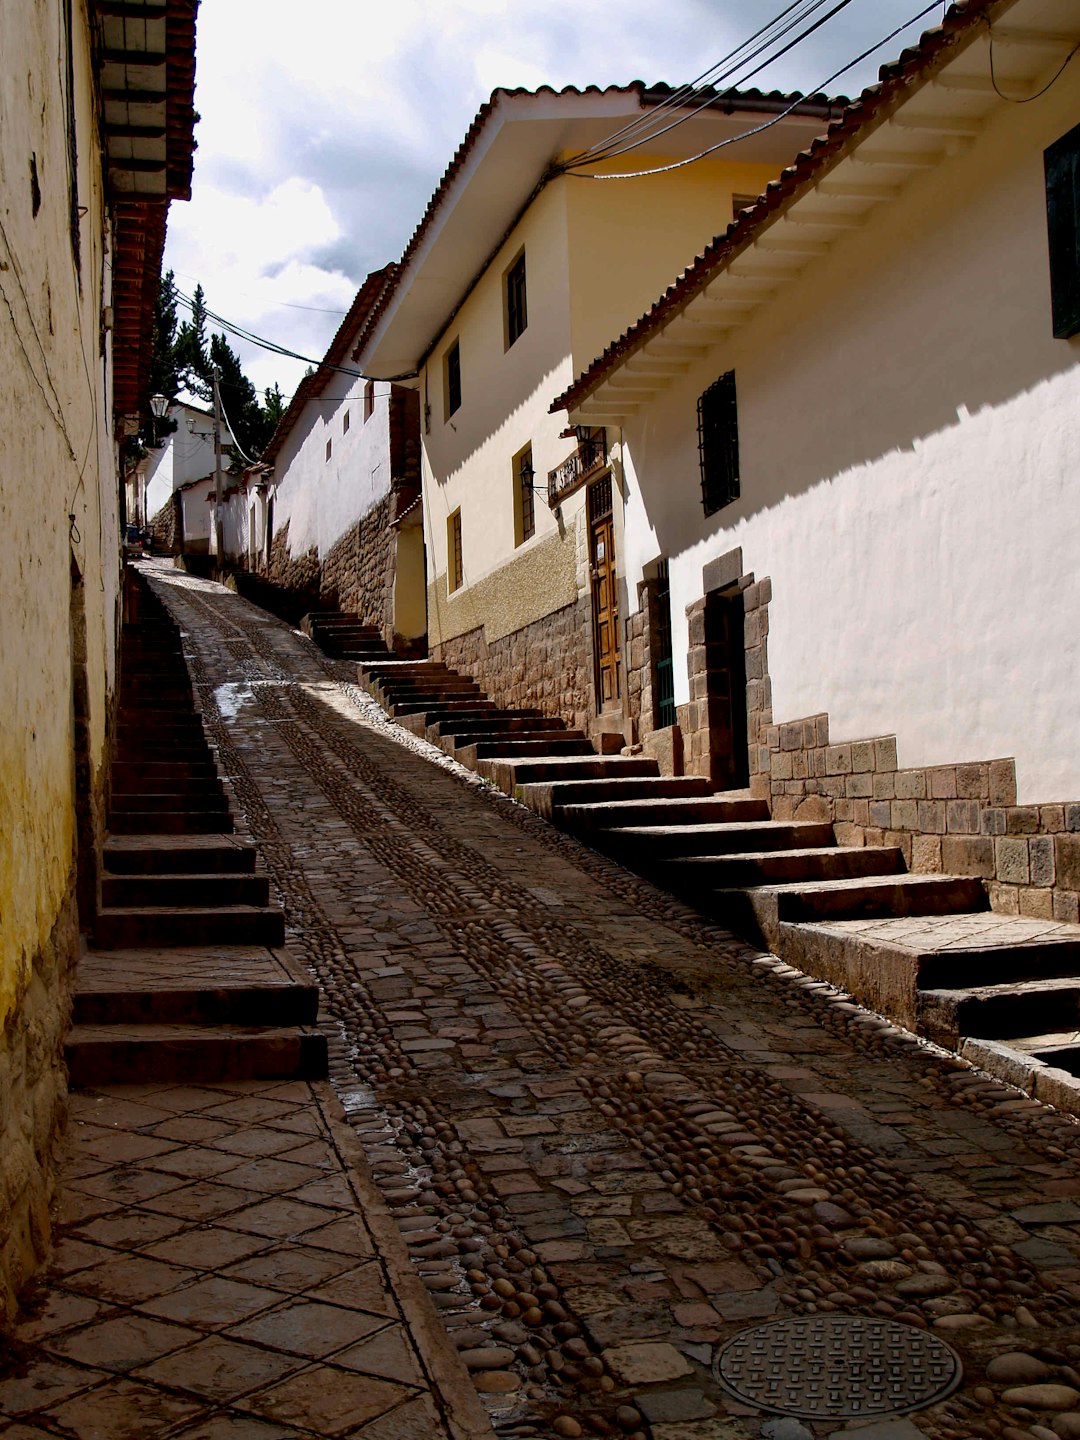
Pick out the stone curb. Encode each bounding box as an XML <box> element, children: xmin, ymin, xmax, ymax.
<box><xmin>961</xmin><ymin>1036</ymin><xmax>1080</xmax><ymax>1120</ymax></box>
<box><xmin>310</xmin><ymin>1078</ymin><xmax>498</xmax><ymax>1440</ymax></box>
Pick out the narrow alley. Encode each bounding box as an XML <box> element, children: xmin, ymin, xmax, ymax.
<box><xmin>13</xmin><ymin>563</ymin><xmax>1080</xmax><ymax>1440</ymax></box>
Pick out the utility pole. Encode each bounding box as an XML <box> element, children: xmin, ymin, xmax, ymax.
<box><xmin>212</xmin><ymin>363</ymin><xmax>224</xmax><ymax>570</ymax></box>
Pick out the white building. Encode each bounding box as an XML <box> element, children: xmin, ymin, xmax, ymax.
<box><xmin>262</xmin><ymin>267</ymin><xmax>425</xmax><ymax>651</ymax></box>
<box><xmin>555</xmin><ymin>0</ymin><xmax>1080</xmax><ymax>919</ymax></box>
<box><xmin>142</xmin><ymin>400</ymin><xmax>234</xmax><ymax>556</ymax></box>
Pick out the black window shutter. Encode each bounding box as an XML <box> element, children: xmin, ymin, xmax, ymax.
<box><xmin>1045</xmin><ymin>120</ymin><xmax>1080</xmax><ymax>340</ymax></box>
<box><xmin>697</xmin><ymin>370</ymin><xmax>740</xmax><ymax>516</ymax></box>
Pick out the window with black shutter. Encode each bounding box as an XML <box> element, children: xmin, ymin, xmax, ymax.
<box><xmin>697</xmin><ymin>370</ymin><xmax>740</xmax><ymax>516</ymax></box>
<box><xmin>1046</xmin><ymin>121</ymin><xmax>1080</xmax><ymax>339</ymax></box>
<box><xmin>445</xmin><ymin>340</ymin><xmax>461</xmax><ymax>418</ymax></box>
<box><xmin>506</xmin><ymin>251</ymin><xmax>527</xmax><ymax>348</ymax></box>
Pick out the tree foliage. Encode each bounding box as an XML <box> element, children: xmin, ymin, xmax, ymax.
<box><xmin>146</xmin><ymin>271</ymin><xmax>283</xmax><ymax>464</ymax></box>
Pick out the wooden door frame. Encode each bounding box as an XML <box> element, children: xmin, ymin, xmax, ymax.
<box><xmin>587</xmin><ymin>472</ymin><xmax>621</xmax><ymax>715</ymax></box>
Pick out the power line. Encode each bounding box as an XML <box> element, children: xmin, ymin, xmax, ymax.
<box><xmin>565</xmin><ymin>0</ymin><xmax>942</xmax><ymax>180</ymax></box>
<box><xmin>561</xmin><ymin>0</ymin><xmax>837</xmax><ymax>168</ymax></box>
<box><xmin>563</xmin><ymin>0</ymin><xmax>853</xmax><ymax>170</ymax></box>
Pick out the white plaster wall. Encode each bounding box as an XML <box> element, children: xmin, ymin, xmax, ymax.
<box><xmin>620</xmin><ymin>67</ymin><xmax>1080</xmax><ymax>803</ymax></box>
<box><xmin>272</xmin><ymin>379</ymin><xmax>394</xmax><ymax>560</ymax></box>
<box><xmin>145</xmin><ymin>405</ymin><xmax>228</xmax><ymax>520</ymax></box>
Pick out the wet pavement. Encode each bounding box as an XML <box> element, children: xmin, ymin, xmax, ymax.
<box><xmin>6</xmin><ymin>562</ymin><xmax>1080</xmax><ymax>1440</ymax></box>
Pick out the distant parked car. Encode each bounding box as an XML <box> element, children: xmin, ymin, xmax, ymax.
<box><xmin>123</xmin><ymin>524</ymin><xmax>144</xmax><ymax>559</ymax></box>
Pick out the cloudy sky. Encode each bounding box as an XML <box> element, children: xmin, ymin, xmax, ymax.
<box><xmin>164</xmin><ymin>0</ymin><xmax>947</xmax><ymax>400</ymax></box>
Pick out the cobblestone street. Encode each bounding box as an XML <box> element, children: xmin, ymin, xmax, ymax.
<box><xmin>135</xmin><ymin>566</ymin><xmax>1080</xmax><ymax>1439</ymax></box>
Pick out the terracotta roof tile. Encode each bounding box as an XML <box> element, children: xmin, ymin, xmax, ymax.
<box><xmin>551</xmin><ymin>0</ymin><xmax>999</xmax><ymax>415</ymax></box>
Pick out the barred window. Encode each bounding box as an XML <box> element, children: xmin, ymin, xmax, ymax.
<box><xmin>697</xmin><ymin>371</ymin><xmax>739</xmax><ymax>516</ymax></box>
<box><xmin>1046</xmin><ymin>120</ymin><xmax>1080</xmax><ymax>339</ymax></box>
<box><xmin>447</xmin><ymin>509</ymin><xmax>463</xmax><ymax>593</ymax></box>
<box><xmin>506</xmin><ymin>251</ymin><xmax>527</xmax><ymax>348</ymax></box>
<box><xmin>514</xmin><ymin>443</ymin><xmax>535</xmax><ymax>545</ymax></box>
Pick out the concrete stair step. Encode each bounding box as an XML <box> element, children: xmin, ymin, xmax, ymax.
<box><xmin>74</xmin><ymin>945</ymin><xmax>316</xmax><ymax>1026</ymax></box>
<box><xmin>657</xmin><ymin>844</ymin><xmax>905</xmax><ymax>889</ymax></box>
<box><xmin>521</xmin><ymin>775</ymin><xmax>712</xmax><ymax>821</ymax></box>
<box><xmin>110</xmin><ymin>790</ymin><xmax>229</xmax><ymax>814</ymax></box>
<box><xmin>107</xmin><ymin>810</ymin><xmax>235</xmax><ymax>835</ymax></box>
<box><xmin>65</xmin><ymin>1023</ymin><xmax>328</xmax><ymax>1086</ymax></box>
<box><xmin>558</xmin><ymin>794</ymin><xmax>769</xmax><ymax>830</ymax></box>
<box><xmin>455</xmin><ymin>736</ymin><xmax>594</xmax><ymax>765</ymax></box>
<box><xmin>101</xmin><ymin>872</ymin><xmax>271</xmax><ymax>908</ymax></box>
<box><xmin>434</xmin><ymin>715</ymin><xmax>569</xmax><ymax>739</ymax></box>
<box><xmin>772</xmin><ymin>912</ymin><xmax>1080</xmax><ymax>1033</ymax></box>
<box><xmin>598</xmin><ymin>819</ymin><xmax>836</xmax><ymax>859</ymax></box>
<box><xmin>103</xmin><ymin>835</ymin><xmax>257</xmax><ymax>873</ymax></box>
<box><xmin>93</xmin><ymin>904</ymin><xmax>285</xmax><ymax>949</ymax></box>
<box><xmin>479</xmin><ymin>754</ymin><xmax>660</xmax><ymax>794</ymax></box>
<box><xmin>918</xmin><ymin>976</ymin><xmax>1080</xmax><ymax>1051</ymax></box>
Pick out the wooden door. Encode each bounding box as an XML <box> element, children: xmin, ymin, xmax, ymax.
<box><xmin>704</xmin><ymin>589</ymin><xmax>749</xmax><ymax>789</ymax></box>
<box><xmin>589</xmin><ymin>477</ymin><xmax>620</xmax><ymax>709</ymax></box>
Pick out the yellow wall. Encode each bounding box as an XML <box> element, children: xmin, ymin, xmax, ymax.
<box><xmin>0</xmin><ymin>0</ymin><xmax>119</xmax><ymax>1022</ymax></box>
<box><xmin>564</xmin><ymin>154</ymin><xmax>779</xmax><ymax>371</ymax></box>
<box><xmin>420</xmin><ymin>152</ymin><xmax>780</xmax><ymax>651</ymax></box>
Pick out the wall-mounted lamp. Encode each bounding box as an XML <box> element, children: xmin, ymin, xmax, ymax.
<box><xmin>149</xmin><ymin>393</ymin><xmax>168</xmax><ymax>448</ymax></box>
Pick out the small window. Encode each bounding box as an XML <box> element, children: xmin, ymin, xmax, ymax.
<box><xmin>445</xmin><ymin>340</ymin><xmax>461</xmax><ymax>419</ymax></box>
<box><xmin>342</xmin><ymin>409</ymin><xmax>350</xmax><ymax>434</ymax></box>
<box><xmin>697</xmin><ymin>371</ymin><xmax>740</xmax><ymax>516</ymax></box>
<box><xmin>505</xmin><ymin>251</ymin><xmax>527</xmax><ymax>348</ymax></box>
<box><xmin>325</xmin><ymin>438</ymin><xmax>332</xmax><ymax>463</ymax></box>
<box><xmin>1046</xmin><ymin>120</ymin><xmax>1080</xmax><ymax>339</ymax></box>
<box><xmin>513</xmin><ymin>443</ymin><xmax>535</xmax><ymax>546</ymax></box>
<box><xmin>364</xmin><ymin>379</ymin><xmax>375</xmax><ymax>422</ymax></box>
<box><xmin>447</xmin><ymin>509</ymin><xmax>463</xmax><ymax>593</ymax></box>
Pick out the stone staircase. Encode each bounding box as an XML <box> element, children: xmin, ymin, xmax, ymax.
<box><xmin>351</xmin><ymin>653</ymin><xmax>1080</xmax><ymax>1094</ymax></box>
<box><xmin>65</xmin><ymin>572</ymin><xmax>327</xmax><ymax>1087</ymax></box>
<box><xmin>300</xmin><ymin>611</ymin><xmax>398</xmax><ymax>664</ymax></box>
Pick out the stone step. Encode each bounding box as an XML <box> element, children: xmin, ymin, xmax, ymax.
<box><xmin>65</xmin><ymin>1023</ymin><xmax>328</xmax><ymax>1086</ymax></box>
<box><xmin>1003</xmin><ymin>1033</ymin><xmax>1080</xmax><ymax>1073</ymax></box>
<box><xmin>106</xmin><ymin>810</ymin><xmax>235</xmax><ymax>835</ymax></box>
<box><xmin>395</xmin><ymin>702</ymin><xmax>519</xmax><ymax>733</ymax></box>
<box><xmin>434</xmin><ymin>715</ymin><xmax>570</xmax><ymax>740</ymax></box>
<box><xmin>111</xmin><ymin>762</ymin><xmax>220</xmax><ymax>788</ymax></box>
<box><xmin>100</xmin><ymin>872</ymin><xmax>271</xmax><ymax>908</ymax></box>
<box><xmin>385</xmin><ymin>693</ymin><xmax>485</xmax><ymax>717</ymax></box>
<box><xmin>521</xmin><ymin>775</ymin><xmax>713</xmax><ymax>821</ymax></box>
<box><xmin>774</xmin><ymin>912</ymin><xmax>1080</xmax><ymax>1033</ymax></box>
<box><xmin>656</xmin><ymin>844</ymin><xmax>905</xmax><ymax>890</ymax></box>
<box><xmin>116</xmin><ymin>716</ymin><xmax>206</xmax><ymax>736</ymax></box>
<box><xmin>455</xmin><ymin>736</ymin><xmax>595</xmax><ymax>766</ymax></box>
<box><xmin>377</xmin><ymin>679</ymin><xmax>484</xmax><ymax>700</ymax></box>
<box><xmin>113</xmin><ymin>747</ymin><xmax>216</xmax><ymax>768</ymax></box>
<box><xmin>773</xmin><ymin>872</ymin><xmax>988</xmax><ymax>925</ymax></box>
<box><xmin>918</xmin><ymin>976</ymin><xmax>1080</xmax><ymax>1051</ymax></box>
<box><xmin>558</xmin><ymin>794</ymin><xmax>769</xmax><ymax>831</ymax></box>
<box><xmin>109</xmin><ymin>790</ymin><xmax>229</xmax><ymax>814</ymax></box>
<box><xmin>478</xmin><ymin>754</ymin><xmax>660</xmax><ymax>794</ymax></box>
<box><xmin>74</xmin><ymin>945</ymin><xmax>317</xmax><ymax>1026</ymax></box>
<box><xmin>362</xmin><ymin>661</ymin><xmax>465</xmax><ymax>682</ymax></box>
<box><xmin>93</xmin><ymin>904</ymin><xmax>285</xmax><ymax>950</ymax></box>
<box><xmin>597</xmin><ymin>819</ymin><xmax>836</xmax><ymax>859</ymax></box>
<box><xmin>103</xmin><ymin>835</ymin><xmax>257</xmax><ymax>874</ymax></box>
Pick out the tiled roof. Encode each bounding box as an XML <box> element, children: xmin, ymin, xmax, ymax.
<box><xmin>107</xmin><ymin>0</ymin><xmax>199</xmax><ymax>422</ymax></box>
<box><xmin>352</xmin><ymin>81</ymin><xmax>849</xmax><ymax>362</ymax></box>
<box><xmin>262</xmin><ymin>266</ymin><xmax>395</xmax><ymax>467</ymax></box>
<box><xmin>551</xmin><ymin>0</ymin><xmax>1002</xmax><ymax>415</ymax></box>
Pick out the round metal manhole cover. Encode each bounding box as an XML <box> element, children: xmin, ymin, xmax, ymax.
<box><xmin>713</xmin><ymin>1316</ymin><xmax>963</xmax><ymax>1420</ymax></box>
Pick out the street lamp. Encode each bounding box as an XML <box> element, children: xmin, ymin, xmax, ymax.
<box><xmin>149</xmin><ymin>393</ymin><xmax>168</xmax><ymax>447</ymax></box>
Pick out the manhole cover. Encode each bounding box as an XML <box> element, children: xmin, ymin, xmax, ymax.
<box><xmin>713</xmin><ymin>1316</ymin><xmax>963</xmax><ymax>1419</ymax></box>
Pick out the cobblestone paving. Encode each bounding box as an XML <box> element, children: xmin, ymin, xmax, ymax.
<box><xmin>151</xmin><ymin>567</ymin><xmax>1080</xmax><ymax>1440</ymax></box>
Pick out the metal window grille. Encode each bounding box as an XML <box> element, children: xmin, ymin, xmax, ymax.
<box><xmin>587</xmin><ymin>471</ymin><xmax>612</xmax><ymax>524</ymax></box>
<box><xmin>518</xmin><ymin>446</ymin><xmax>535</xmax><ymax>542</ymax></box>
<box><xmin>448</xmin><ymin>510</ymin><xmax>463</xmax><ymax>592</ymax></box>
<box><xmin>697</xmin><ymin>370</ymin><xmax>740</xmax><ymax>516</ymax></box>
<box><xmin>1046</xmin><ymin>120</ymin><xmax>1080</xmax><ymax>339</ymax></box>
<box><xmin>653</xmin><ymin>559</ymin><xmax>675</xmax><ymax>729</ymax></box>
<box><xmin>446</xmin><ymin>341</ymin><xmax>461</xmax><ymax>417</ymax></box>
<box><xmin>507</xmin><ymin>252</ymin><xmax>527</xmax><ymax>347</ymax></box>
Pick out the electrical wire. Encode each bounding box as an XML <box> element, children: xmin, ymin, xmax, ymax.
<box><xmin>564</xmin><ymin>0</ymin><xmax>942</xmax><ymax>180</ymax></box>
<box><xmin>987</xmin><ymin>16</ymin><xmax>1079</xmax><ymax>103</ymax></box>
<box><xmin>214</xmin><ymin>381</ymin><xmax>258</xmax><ymax>466</ymax></box>
<box><xmin>561</xmin><ymin>0</ymin><xmax>840</xmax><ymax>167</ymax></box>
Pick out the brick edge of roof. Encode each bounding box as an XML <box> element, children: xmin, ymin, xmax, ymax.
<box><xmin>550</xmin><ymin>0</ymin><xmax>997</xmax><ymax>415</ymax></box>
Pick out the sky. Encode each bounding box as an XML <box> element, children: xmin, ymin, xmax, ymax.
<box><xmin>163</xmin><ymin>0</ymin><xmax>949</xmax><ymax>402</ymax></box>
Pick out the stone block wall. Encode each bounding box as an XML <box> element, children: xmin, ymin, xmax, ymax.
<box><xmin>435</xmin><ymin>596</ymin><xmax>592</xmax><ymax>735</ymax></box>
<box><xmin>0</xmin><ymin>884</ymin><xmax>79</xmax><ymax>1328</ymax></box>
<box><xmin>148</xmin><ymin>493</ymin><xmax>181</xmax><ymax>557</ymax></box>
<box><xmin>319</xmin><ymin>492</ymin><xmax>396</xmax><ymax>636</ymax></box>
<box><xmin>266</xmin><ymin>518</ymin><xmax>320</xmax><ymax>600</ymax></box>
<box><xmin>763</xmin><ymin>712</ymin><xmax>1080</xmax><ymax>918</ymax></box>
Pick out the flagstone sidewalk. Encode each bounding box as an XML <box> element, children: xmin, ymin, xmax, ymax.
<box><xmin>0</xmin><ymin>1076</ymin><xmax>495</xmax><ymax>1440</ymax></box>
